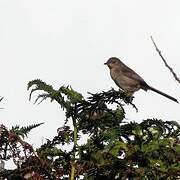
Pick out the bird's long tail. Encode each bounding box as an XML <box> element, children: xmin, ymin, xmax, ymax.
<box><xmin>148</xmin><ymin>86</ymin><xmax>178</xmax><ymax>103</ymax></box>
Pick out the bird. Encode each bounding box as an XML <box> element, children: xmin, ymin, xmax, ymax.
<box><xmin>104</xmin><ymin>57</ymin><xmax>178</xmax><ymax>103</ymax></box>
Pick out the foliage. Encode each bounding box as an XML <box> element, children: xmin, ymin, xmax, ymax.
<box><xmin>0</xmin><ymin>79</ymin><xmax>179</xmax><ymax>179</ymax></box>
<box><xmin>0</xmin><ymin>123</ymin><xmax>44</xmax><ymax>179</ymax></box>
<box><xmin>11</xmin><ymin>123</ymin><xmax>44</xmax><ymax>139</ymax></box>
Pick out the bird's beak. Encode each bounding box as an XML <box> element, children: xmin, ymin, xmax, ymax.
<box><xmin>104</xmin><ymin>62</ymin><xmax>107</xmax><ymax>65</ymax></box>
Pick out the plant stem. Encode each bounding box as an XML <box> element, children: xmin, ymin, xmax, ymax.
<box><xmin>70</xmin><ymin>118</ymin><xmax>78</xmax><ymax>180</ymax></box>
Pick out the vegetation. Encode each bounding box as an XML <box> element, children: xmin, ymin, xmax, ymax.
<box><xmin>0</xmin><ymin>79</ymin><xmax>179</xmax><ymax>179</ymax></box>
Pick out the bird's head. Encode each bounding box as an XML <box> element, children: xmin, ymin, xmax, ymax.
<box><xmin>104</xmin><ymin>57</ymin><xmax>122</xmax><ymax>69</ymax></box>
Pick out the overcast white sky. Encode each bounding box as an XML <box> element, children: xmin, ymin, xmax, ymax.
<box><xmin>0</xmin><ymin>1</ymin><xmax>179</xmax><ymax>149</ymax></box>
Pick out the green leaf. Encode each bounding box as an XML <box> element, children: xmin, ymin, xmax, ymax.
<box><xmin>109</xmin><ymin>141</ymin><xmax>127</xmax><ymax>156</ymax></box>
<box><xmin>11</xmin><ymin>123</ymin><xmax>44</xmax><ymax>138</ymax></box>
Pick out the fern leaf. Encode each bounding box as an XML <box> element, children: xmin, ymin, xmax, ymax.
<box><xmin>59</xmin><ymin>86</ymin><xmax>83</xmax><ymax>103</ymax></box>
<box><xmin>34</xmin><ymin>93</ymin><xmax>50</xmax><ymax>105</ymax></box>
<box><xmin>28</xmin><ymin>79</ymin><xmax>55</xmax><ymax>101</ymax></box>
<box><xmin>11</xmin><ymin>122</ymin><xmax>44</xmax><ymax>138</ymax></box>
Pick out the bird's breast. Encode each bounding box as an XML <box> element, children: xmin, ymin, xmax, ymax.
<box><xmin>110</xmin><ymin>69</ymin><xmax>140</xmax><ymax>92</ymax></box>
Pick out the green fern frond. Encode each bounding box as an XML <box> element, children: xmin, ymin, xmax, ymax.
<box><xmin>34</xmin><ymin>93</ymin><xmax>51</xmax><ymax>104</ymax></box>
<box><xmin>28</xmin><ymin>79</ymin><xmax>55</xmax><ymax>101</ymax></box>
<box><xmin>27</xmin><ymin>79</ymin><xmax>54</xmax><ymax>92</ymax></box>
<box><xmin>27</xmin><ymin>79</ymin><xmax>84</xmax><ymax>112</ymax></box>
<box><xmin>59</xmin><ymin>86</ymin><xmax>83</xmax><ymax>104</ymax></box>
<box><xmin>11</xmin><ymin>122</ymin><xmax>44</xmax><ymax>138</ymax></box>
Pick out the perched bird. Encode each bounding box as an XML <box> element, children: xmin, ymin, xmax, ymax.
<box><xmin>104</xmin><ymin>57</ymin><xmax>178</xmax><ymax>103</ymax></box>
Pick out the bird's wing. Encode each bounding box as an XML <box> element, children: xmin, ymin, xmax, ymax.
<box><xmin>121</xmin><ymin>63</ymin><xmax>148</xmax><ymax>86</ymax></box>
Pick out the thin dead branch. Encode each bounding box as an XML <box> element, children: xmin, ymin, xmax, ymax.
<box><xmin>150</xmin><ymin>36</ymin><xmax>180</xmax><ymax>84</ymax></box>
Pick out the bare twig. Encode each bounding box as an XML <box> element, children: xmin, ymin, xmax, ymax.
<box><xmin>150</xmin><ymin>36</ymin><xmax>180</xmax><ymax>84</ymax></box>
